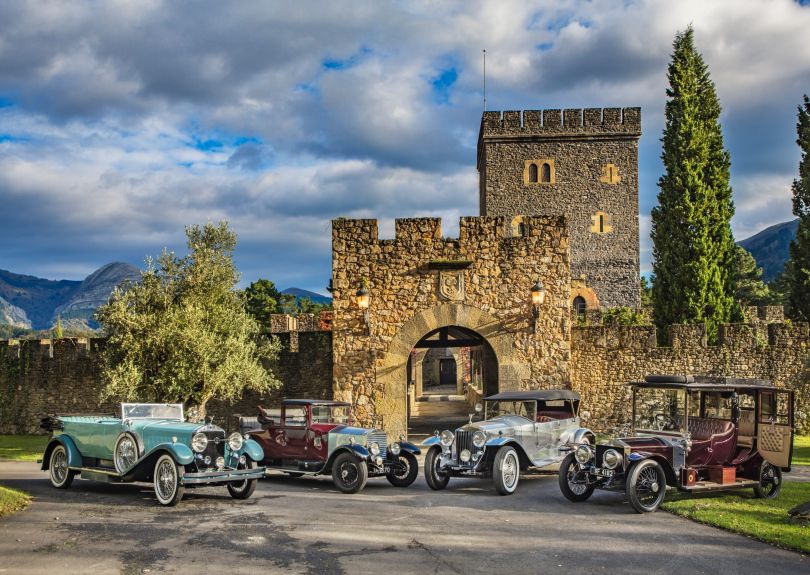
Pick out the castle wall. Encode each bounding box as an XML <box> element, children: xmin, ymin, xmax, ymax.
<box><xmin>478</xmin><ymin>108</ymin><xmax>641</xmax><ymax>309</ymax></box>
<box><xmin>0</xmin><ymin>329</ymin><xmax>333</xmax><ymax>434</ymax></box>
<box><xmin>571</xmin><ymin>319</ymin><xmax>810</xmax><ymax>435</ymax></box>
<box><xmin>331</xmin><ymin>216</ymin><xmax>572</xmax><ymax>437</ymax></box>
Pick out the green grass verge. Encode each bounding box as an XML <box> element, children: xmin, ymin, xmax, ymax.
<box><xmin>662</xmin><ymin>482</ymin><xmax>810</xmax><ymax>554</ymax></box>
<box><xmin>0</xmin><ymin>485</ymin><xmax>30</xmax><ymax>517</ymax></box>
<box><xmin>793</xmin><ymin>436</ymin><xmax>810</xmax><ymax>467</ymax></box>
<box><xmin>0</xmin><ymin>435</ymin><xmax>49</xmax><ymax>461</ymax></box>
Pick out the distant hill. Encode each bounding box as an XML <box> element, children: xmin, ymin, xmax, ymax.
<box><xmin>0</xmin><ymin>262</ymin><xmax>140</xmax><ymax>330</ymax></box>
<box><xmin>281</xmin><ymin>287</ymin><xmax>332</xmax><ymax>304</ymax></box>
<box><xmin>738</xmin><ymin>219</ymin><xmax>799</xmax><ymax>282</ymax></box>
<box><xmin>53</xmin><ymin>263</ymin><xmax>141</xmax><ymax>329</ymax></box>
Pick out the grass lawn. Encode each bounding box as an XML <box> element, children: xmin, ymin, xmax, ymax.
<box><xmin>793</xmin><ymin>436</ymin><xmax>810</xmax><ymax>466</ymax></box>
<box><xmin>0</xmin><ymin>485</ymin><xmax>30</xmax><ymax>517</ymax></box>
<box><xmin>0</xmin><ymin>435</ymin><xmax>48</xmax><ymax>461</ymax></box>
<box><xmin>662</xmin><ymin>481</ymin><xmax>810</xmax><ymax>554</ymax></box>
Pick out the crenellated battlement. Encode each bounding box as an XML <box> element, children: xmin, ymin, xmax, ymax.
<box><xmin>268</xmin><ymin>311</ymin><xmax>333</xmax><ymax>334</ymax></box>
<box><xmin>572</xmin><ymin>320</ymin><xmax>810</xmax><ymax>351</ymax></box>
<box><xmin>332</xmin><ymin>215</ymin><xmax>567</xmax><ymax>249</ymax></box>
<box><xmin>480</xmin><ymin>107</ymin><xmax>641</xmax><ymax>138</ymax></box>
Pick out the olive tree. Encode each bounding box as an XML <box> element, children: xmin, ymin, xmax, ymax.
<box><xmin>96</xmin><ymin>221</ymin><xmax>280</xmax><ymax>419</ymax></box>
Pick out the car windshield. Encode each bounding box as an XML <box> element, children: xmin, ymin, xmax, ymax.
<box><xmin>633</xmin><ymin>387</ymin><xmax>686</xmax><ymax>434</ymax></box>
<box><xmin>121</xmin><ymin>403</ymin><xmax>184</xmax><ymax>420</ymax></box>
<box><xmin>311</xmin><ymin>405</ymin><xmax>351</xmax><ymax>424</ymax></box>
<box><xmin>485</xmin><ymin>400</ymin><xmax>536</xmax><ymax>420</ymax></box>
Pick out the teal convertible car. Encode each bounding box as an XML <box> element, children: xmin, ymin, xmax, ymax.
<box><xmin>40</xmin><ymin>403</ymin><xmax>266</xmax><ymax>506</ymax></box>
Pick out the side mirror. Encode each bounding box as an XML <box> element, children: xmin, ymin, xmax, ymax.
<box><xmin>475</xmin><ymin>402</ymin><xmax>483</xmax><ymax>414</ymax></box>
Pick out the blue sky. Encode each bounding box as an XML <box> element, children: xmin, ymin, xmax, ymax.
<box><xmin>1</xmin><ymin>0</ymin><xmax>809</xmax><ymax>294</ymax></box>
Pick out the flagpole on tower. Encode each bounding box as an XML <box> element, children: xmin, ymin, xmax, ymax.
<box><xmin>482</xmin><ymin>49</ymin><xmax>487</xmax><ymax>111</ymax></box>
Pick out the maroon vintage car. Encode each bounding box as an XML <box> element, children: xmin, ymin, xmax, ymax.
<box><xmin>240</xmin><ymin>399</ymin><xmax>421</xmax><ymax>494</ymax></box>
<box><xmin>559</xmin><ymin>374</ymin><xmax>795</xmax><ymax>513</ymax></box>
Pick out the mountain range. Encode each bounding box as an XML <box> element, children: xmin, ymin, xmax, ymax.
<box><xmin>738</xmin><ymin>219</ymin><xmax>799</xmax><ymax>282</ymax></box>
<box><xmin>280</xmin><ymin>287</ymin><xmax>332</xmax><ymax>304</ymax></box>
<box><xmin>0</xmin><ymin>262</ymin><xmax>141</xmax><ymax>331</ymax></box>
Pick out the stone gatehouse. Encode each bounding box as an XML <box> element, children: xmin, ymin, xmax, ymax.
<box><xmin>330</xmin><ymin>216</ymin><xmax>571</xmax><ymax>438</ymax></box>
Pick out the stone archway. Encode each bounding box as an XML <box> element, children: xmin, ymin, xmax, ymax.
<box><xmin>374</xmin><ymin>303</ymin><xmax>529</xmax><ymax>438</ymax></box>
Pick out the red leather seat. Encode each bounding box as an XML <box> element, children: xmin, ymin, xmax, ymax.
<box><xmin>687</xmin><ymin>417</ymin><xmax>737</xmax><ymax>467</ymax></box>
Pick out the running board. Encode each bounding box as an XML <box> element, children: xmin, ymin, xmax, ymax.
<box><xmin>680</xmin><ymin>479</ymin><xmax>758</xmax><ymax>492</ymax></box>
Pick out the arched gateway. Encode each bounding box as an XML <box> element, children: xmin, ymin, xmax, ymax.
<box><xmin>331</xmin><ymin>216</ymin><xmax>573</xmax><ymax>439</ymax></box>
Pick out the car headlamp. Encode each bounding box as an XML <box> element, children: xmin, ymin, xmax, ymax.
<box><xmin>228</xmin><ymin>432</ymin><xmax>244</xmax><ymax>452</ymax></box>
<box><xmin>370</xmin><ymin>442</ymin><xmax>381</xmax><ymax>456</ymax></box>
<box><xmin>390</xmin><ymin>442</ymin><xmax>401</xmax><ymax>455</ymax></box>
<box><xmin>472</xmin><ymin>431</ymin><xmax>487</xmax><ymax>448</ymax></box>
<box><xmin>440</xmin><ymin>430</ymin><xmax>454</xmax><ymax>447</ymax></box>
<box><xmin>602</xmin><ymin>449</ymin><xmax>621</xmax><ymax>469</ymax></box>
<box><xmin>374</xmin><ymin>456</ymin><xmax>383</xmax><ymax>466</ymax></box>
<box><xmin>192</xmin><ymin>432</ymin><xmax>208</xmax><ymax>453</ymax></box>
<box><xmin>575</xmin><ymin>444</ymin><xmax>593</xmax><ymax>464</ymax></box>
<box><xmin>215</xmin><ymin>456</ymin><xmax>225</xmax><ymax>469</ymax></box>
<box><xmin>460</xmin><ymin>449</ymin><xmax>471</xmax><ymax>462</ymax></box>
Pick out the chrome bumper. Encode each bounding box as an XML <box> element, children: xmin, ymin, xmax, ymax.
<box><xmin>182</xmin><ymin>467</ymin><xmax>266</xmax><ymax>485</ymax></box>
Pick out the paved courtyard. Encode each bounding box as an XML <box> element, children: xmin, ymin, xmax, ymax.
<box><xmin>0</xmin><ymin>460</ymin><xmax>806</xmax><ymax>575</ymax></box>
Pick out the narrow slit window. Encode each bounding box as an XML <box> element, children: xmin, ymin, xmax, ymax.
<box><xmin>528</xmin><ymin>163</ymin><xmax>538</xmax><ymax>183</ymax></box>
<box><xmin>540</xmin><ymin>163</ymin><xmax>551</xmax><ymax>183</ymax></box>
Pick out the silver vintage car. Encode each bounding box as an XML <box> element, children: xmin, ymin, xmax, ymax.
<box><xmin>422</xmin><ymin>390</ymin><xmax>594</xmax><ymax>495</ymax></box>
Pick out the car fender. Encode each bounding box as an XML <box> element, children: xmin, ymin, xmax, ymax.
<box><xmin>325</xmin><ymin>445</ymin><xmax>370</xmax><ymax>470</ymax></box>
<box><xmin>484</xmin><ymin>436</ymin><xmax>513</xmax><ymax>447</ymax></box>
<box><xmin>483</xmin><ymin>438</ymin><xmax>532</xmax><ymax>468</ymax></box>
<box><xmin>421</xmin><ymin>435</ymin><xmax>442</xmax><ymax>448</ymax></box>
<box><xmin>626</xmin><ymin>452</ymin><xmax>677</xmax><ymax>486</ymax></box>
<box><xmin>240</xmin><ymin>438</ymin><xmax>264</xmax><ymax>462</ymax></box>
<box><xmin>41</xmin><ymin>435</ymin><xmax>82</xmax><ymax>471</ymax></box>
<box><xmin>398</xmin><ymin>441</ymin><xmax>421</xmax><ymax>455</ymax></box>
<box><xmin>559</xmin><ymin>427</ymin><xmax>596</xmax><ymax>447</ymax></box>
<box><xmin>140</xmin><ymin>442</ymin><xmax>195</xmax><ymax>467</ymax></box>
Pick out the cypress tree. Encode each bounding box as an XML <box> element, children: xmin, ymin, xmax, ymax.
<box><xmin>651</xmin><ymin>26</ymin><xmax>737</xmax><ymax>342</ymax></box>
<box><xmin>786</xmin><ymin>95</ymin><xmax>810</xmax><ymax>320</ymax></box>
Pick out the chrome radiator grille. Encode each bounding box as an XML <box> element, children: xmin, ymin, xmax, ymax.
<box><xmin>454</xmin><ymin>430</ymin><xmax>474</xmax><ymax>457</ymax></box>
<box><xmin>367</xmin><ymin>432</ymin><xmax>388</xmax><ymax>458</ymax></box>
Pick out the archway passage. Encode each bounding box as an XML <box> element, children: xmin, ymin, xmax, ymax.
<box><xmin>407</xmin><ymin>325</ymin><xmax>498</xmax><ymax>440</ymax></box>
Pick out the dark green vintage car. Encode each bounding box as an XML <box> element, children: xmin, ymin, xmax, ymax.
<box><xmin>40</xmin><ymin>403</ymin><xmax>266</xmax><ymax>506</ymax></box>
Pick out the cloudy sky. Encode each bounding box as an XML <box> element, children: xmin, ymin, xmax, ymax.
<box><xmin>1</xmin><ymin>0</ymin><xmax>809</xmax><ymax>294</ymax></box>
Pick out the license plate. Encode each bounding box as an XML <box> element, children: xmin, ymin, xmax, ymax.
<box><xmin>593</xmin><ymin>468</ymin><xmax>614</xmax><ymax>478</ymax></box>
<box><xmin>383</xmin><ymin>466</ymin><xmax>391</xmax><ymax>474</ymax></box>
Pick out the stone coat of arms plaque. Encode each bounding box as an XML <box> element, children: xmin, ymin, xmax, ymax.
<box><xmin>438</xmin><ymin>271</ymin><xmax>465</xmax><ymax>301</ymax></box>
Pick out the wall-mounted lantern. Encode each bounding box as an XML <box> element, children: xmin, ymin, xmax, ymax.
<box><xmin>356</xmin><ymin>283</ymin><xmax>371</xmax><ymax>333</ymax></box>
<box><xmin>531</xmin><ymin>280</ymin><xmax>546</xmax><ymax>333</ymax></box>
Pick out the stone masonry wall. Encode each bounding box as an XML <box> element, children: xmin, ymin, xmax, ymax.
<box><xmin>478</xmin><ymin>108</ymin><xmax>641</xmax><ymax>309</ymax></box>
<box><xmin>571</xmin><ymin>319</ymin><xmax>810</xmax><ymax>435</ymax></box>
<box><xmin>331</xmin><ymin>215</ymin><xmax>572</xmax><ymax>437</ymax></box>
<box><xmin>0</xmin><ymin>330</ymin><xmax>333</xmax><ymax>434</ymax></box>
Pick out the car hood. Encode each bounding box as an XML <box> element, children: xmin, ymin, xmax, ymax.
<box><xmin>457</xmin><ymin>415</ymin><xmax>530</xmax><ymax>434</ymax></box>
<box><xmin>328</xmin><ymin>425</ymin><xmax>374</xmax><ymax>436</ymax></box>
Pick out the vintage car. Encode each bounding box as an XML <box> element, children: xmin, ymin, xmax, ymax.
<box><xmin>40</xmin><ymin>403</ymin><xmax>266</xmax><ymax>506</ymax></box>
<box><xmin>559</xmin><ymin>374</ymin><xmax>795</xmax><ymax>513</ymax></box>
<box><xmin>422</xmin><ymin>390</ymin><xmax>594</xmax><ymax>495</ymax></box>
<box><xmin>241</xmin><ymin>399</ymin><xmax>421</xmax><ymax>494</ymax></box>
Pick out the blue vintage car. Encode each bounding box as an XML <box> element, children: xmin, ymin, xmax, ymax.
<box><xmin>40</xmin><ymin>403</ymin><xmax>266</xmax><ymax>506</ymax></box>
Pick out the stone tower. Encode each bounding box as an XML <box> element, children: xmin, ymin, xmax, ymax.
<box><xmin>477</xmin><ymin>107</ymin><xmax>641</xmax><ymax>309</ymax></box>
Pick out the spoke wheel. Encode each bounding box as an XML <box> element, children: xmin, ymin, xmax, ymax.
<box><xmin>386</xmin><ymin>452</ymin><xmax>419</xmax><ymax>488</ymax></box>
<box><xmin>424</xmin><ymin>446</ymin><xmax>450</xmax><ymax>490</ymax></box>
<box><xmin>153</xmin><ymin>454</ymin><xmax>184</xmax><ymax>506</ymax></box>
<box><xmin>626</xmin><ymin>459</ymin><xmax>666</xmax><ymax>513</ymax></box>
<box><xmin>331</xmin><ymin>451</ymin><xmax>368</xmax><ymax>494</ymax></box>
<box><xmin>227</xmin><ymin>460</ymin><xmax>258</xmax><ymax>500</ymax></box>
<box><xmin>49</xmin><ymin>445</ymin><xmax>75</xmax><ymax>489</ymax></box>
<box><xmin>753</xmin><ymin>461</ymin><xmax>782</xmax><ymax>499</ymax></box>
<box><xmin>493</xmin><ymin>446</ymin><xmax>520</xmax><ymax>495</ymax></box>
<box><xmin>558</xmin><ymin>452</ymin><xmax>595</xmax><ymax>502</ymax></box>
<box><xmin>114</xmin><ymin>433</ymin><xmax>139</xmax><ymax>474</ymax></box>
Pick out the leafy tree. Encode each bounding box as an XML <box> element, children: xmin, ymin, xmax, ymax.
<box><xmin>732</xmin><ymin>245</ymin><xmax>771</xmax><ymax>307</ymax></box>
<box><xmin>297</xmin><ymin>297</ymin><xmax>333</xmax><ymax>314</ymax></box>
<box><xmin>785</xmin><ymin>95</ymin><xmax>810</xmax><ymax>320</ymax></box>
<box><xmin>96</xmin><ymin>221</ymin><xmax>280</xmax><ymax>420</ymax></box>
<box><xmin>640</xmin><ymin>276</ymin><xmax>653</xmax><ymax>309</ymax></box>
<box><xmin>601</xmin><ymin>307</ymin><xmax>649</xmax><ymax>326</ymax></box>
<box><xmin>52</xmin><ymin>315</ymin><xmax>64</xmax><ymax>339</ymax></box>
<box><xmin>244</xmin><ymin>279</ymin><xmax>294</xmax><ymax>327</ymax></box>
<box><xmin>651</xmin><ymin>26</ymin><xmax>737</xmax><ymax>342</ymax></box>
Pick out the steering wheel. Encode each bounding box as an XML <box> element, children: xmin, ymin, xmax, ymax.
<box><xmin>654</xmin><ymin>413</ymin><xmax>668</xmax><ymax>431</ymax></box>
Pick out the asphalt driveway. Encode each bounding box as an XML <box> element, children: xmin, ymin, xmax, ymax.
<box><xmin>0</xmin><ymin>460</ymin><xmax>806</xmax><ymax>574</ymax></box>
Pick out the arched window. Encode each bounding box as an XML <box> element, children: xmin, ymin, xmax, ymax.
<box><xmin>510</xmin><ymin>215</ymin><xmax>527</xmax><ymax>237</ymax></box>
<box><xmin>528</xmin><ymin>163</ymin><xmax>538</xmax><ymax>183</ymax></box>
<box><xmin>541</xmin><ymin>162</ymin><xmax>551</xmax><ymax>183</ymax></box>
<box><xmin>573</xmin><ymin>296</ymin><xmax>587</xmax><ymax>316</ymax></box>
